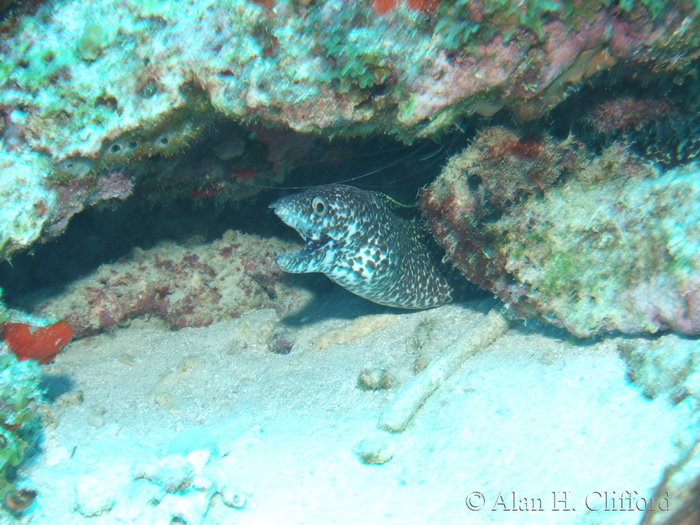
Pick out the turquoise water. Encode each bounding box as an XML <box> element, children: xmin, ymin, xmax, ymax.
<box><xmin>0</xmin><ymin>1</ymin><xmax>699</xmax><ymax>523</ymax></box>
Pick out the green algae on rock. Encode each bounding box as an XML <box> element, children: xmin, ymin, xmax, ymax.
<box><xmin>424</xmin><ymin>135</ymin><xmax>700</xmax><ymax>337</ymax></box>
<box><xmin>494</xmin><ymin>161</ymin><xmax>700</xmax><ymax>336</ymax></box>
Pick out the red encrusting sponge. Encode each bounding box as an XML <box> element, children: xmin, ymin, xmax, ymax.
<box><xmin>1</xmin><ymin>321</ymin><xmax>74</xmax><ymax>364</ymax></box>
<box><xmin>372</xmin><ymin>0</ymin><xmax>438</xmax><ymax>14</ymax></box>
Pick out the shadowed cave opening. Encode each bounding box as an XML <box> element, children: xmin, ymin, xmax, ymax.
<box><xmin>3</xmin><ymin>68</ymin><xmax>694</xmax><ymax>308</ymax></box>
<box><xmin>0</xmin><ymin>132</ymin><xmax>469</xmax><ymax>304</ymax></box>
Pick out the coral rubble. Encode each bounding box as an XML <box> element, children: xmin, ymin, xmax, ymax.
<box><xmin>74</xmin><ymin>430</ymin><xmax>254</xmax><ymax>522</ymax></box>
<box><xmin>423</xmin><ymin>129</ymin><xmax>700</xmax><ymax>337</ymax></box>
<box><xmin>0</xmin><ymin>0</ymin><xmax>698</xmax><ymax>257</ymax></box>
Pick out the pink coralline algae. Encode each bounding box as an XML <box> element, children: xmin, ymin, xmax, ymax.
<box><xmin>583</xmin><ymin>95</ymin><xmax>700</xmax><ymax>168</ymax></box>
<box><xmin>422</xmin><ymin>130</ymin><xmax>700</xmax><ymax>338</ymax></box>
<box><xmin>587</xmin><ymin>97</ymin><xmax>676</xmax><ymax>135</ymax></box>
<box><xmin>33</xmin><ymin>230</ymin><xmax>315</xmax><ymax>338</ymax></box>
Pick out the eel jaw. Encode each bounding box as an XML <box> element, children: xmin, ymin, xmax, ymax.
<box><xmin>270</xmin><ymin>199</ymin><xmax>336</xmax><ymax>273</ymax></box>
<box><xmin>276</xmin><ymin>230</ymin><xmax>334</xmax><ymax>273</ymax></box>
<box><xmin>297</xmin><ymin>230</ymin><xmax>332</xmax><ymax>256</ymax></box>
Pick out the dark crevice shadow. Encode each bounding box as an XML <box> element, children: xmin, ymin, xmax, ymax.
<box><xmin>279</xmin><ymin>283</ymin><xmax>389</xmax><ymax>327</ymax></box>
<box><xmin>40</xmin><ymin>374</ymin><xmax>76</xmax><ymax>402</ymax></box>
<box><xmin>279</xmin><ymin>282</ymin><xmax>495</xmax><ymax>329</ymax></box>
<box><xmin>0</xmin><ymin>190</ymin><xmax>289</xmax><ymax>306</ymax></box>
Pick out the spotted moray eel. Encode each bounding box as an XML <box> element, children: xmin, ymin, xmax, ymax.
<box><xmin>270</xmin><ymin>184</ymin><xmax>455</xmax><ymax>309</ymax></box>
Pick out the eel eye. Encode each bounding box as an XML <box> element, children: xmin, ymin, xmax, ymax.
<box><xmin>312</xmin><ymin>196</ymin><xmax>328</xmax><ymax>216</ymax></box>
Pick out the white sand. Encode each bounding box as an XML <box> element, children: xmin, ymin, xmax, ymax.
<box><xmin>18</xmin><ymin>291</ymin><xmax>691</xmax><ymax>525</ymax></box>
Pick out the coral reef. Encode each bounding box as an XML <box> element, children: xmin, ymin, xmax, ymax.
<box><xmin>0</xmin><ymin>0</ymin><xmax>698</xmax><ymax>258</ymax></box>
<box><xmin>0</xmin><ymin>345</ymin><xmax>43</xmax><ymax>517</ymax></box>
<box><xmin>423</xmin><ymin>129</ymin><xmax>700</xmax><ymax>337</ymax></box>
<box><xmin>36</xmin><ymin>121</ymin><xmax>332</xmax><ymax>249</ymax></box>
<box><xmin>33</xmin><ymin>229</ymin><xmax>319</xmax><ymax>338</ymax></box>
<box><xmin>420</xmin><ymin>126</ymin><xmax>586</xmax><ymax>307</ymax></box>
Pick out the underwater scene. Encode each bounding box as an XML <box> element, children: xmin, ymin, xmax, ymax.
<box><xmin>0</xmin><ymin>0</ymin><xmax>699</xmax><ymax>523</ymax></box>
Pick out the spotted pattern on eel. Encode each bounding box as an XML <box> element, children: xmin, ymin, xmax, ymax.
<box><xmin>270</xmin><ymin>184</ymin><xmax>455</xmax><ymax>309</ymax></box>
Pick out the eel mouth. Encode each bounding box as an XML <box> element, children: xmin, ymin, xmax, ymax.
<box><xmin>269</xmin><ymin>199</ymin><xmax>334</xmax><ymax>257</ymax></box>
<box><xmin>298</xmin><ymin>231</ymin><xmax>332</xmax><ymax>256</ymax></box>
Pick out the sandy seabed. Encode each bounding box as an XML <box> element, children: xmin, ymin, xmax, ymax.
<box><xmin>15</xmin><ymin>289</ymin><xmax>691</xmax><ymax>525</ymax></box>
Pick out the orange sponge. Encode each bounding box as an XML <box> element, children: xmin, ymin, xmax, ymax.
<box><xmin>2</xmin><ymin>321</ymin><xmax>73</xmax><ymax>364</ymax></box>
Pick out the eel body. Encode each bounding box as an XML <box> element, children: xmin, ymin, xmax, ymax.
<box><xmin>270</xmin><ymin>184</ymin><xmax>454</xmax><ymax>309</ymax></box>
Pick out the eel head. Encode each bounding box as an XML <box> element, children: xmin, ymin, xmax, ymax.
<box><xmin>269</xmin><ymin>184</ymin><xmax>367</xmax><ymax>274</ymax></box>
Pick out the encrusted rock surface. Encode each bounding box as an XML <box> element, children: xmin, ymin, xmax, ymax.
<box><xmin>423</xmin><ymin>128</ymin><xmax>700</xmax><ymax>337</ymax></box>
<box><xmin>0</xmin><ymin>0</ymin><xmax>698</xmax><ymax>257</ymax></box>
<box><xmin>33</xmin><ymin>229</ymin><xmax>318</xmax><ymax>338</ymax></box>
